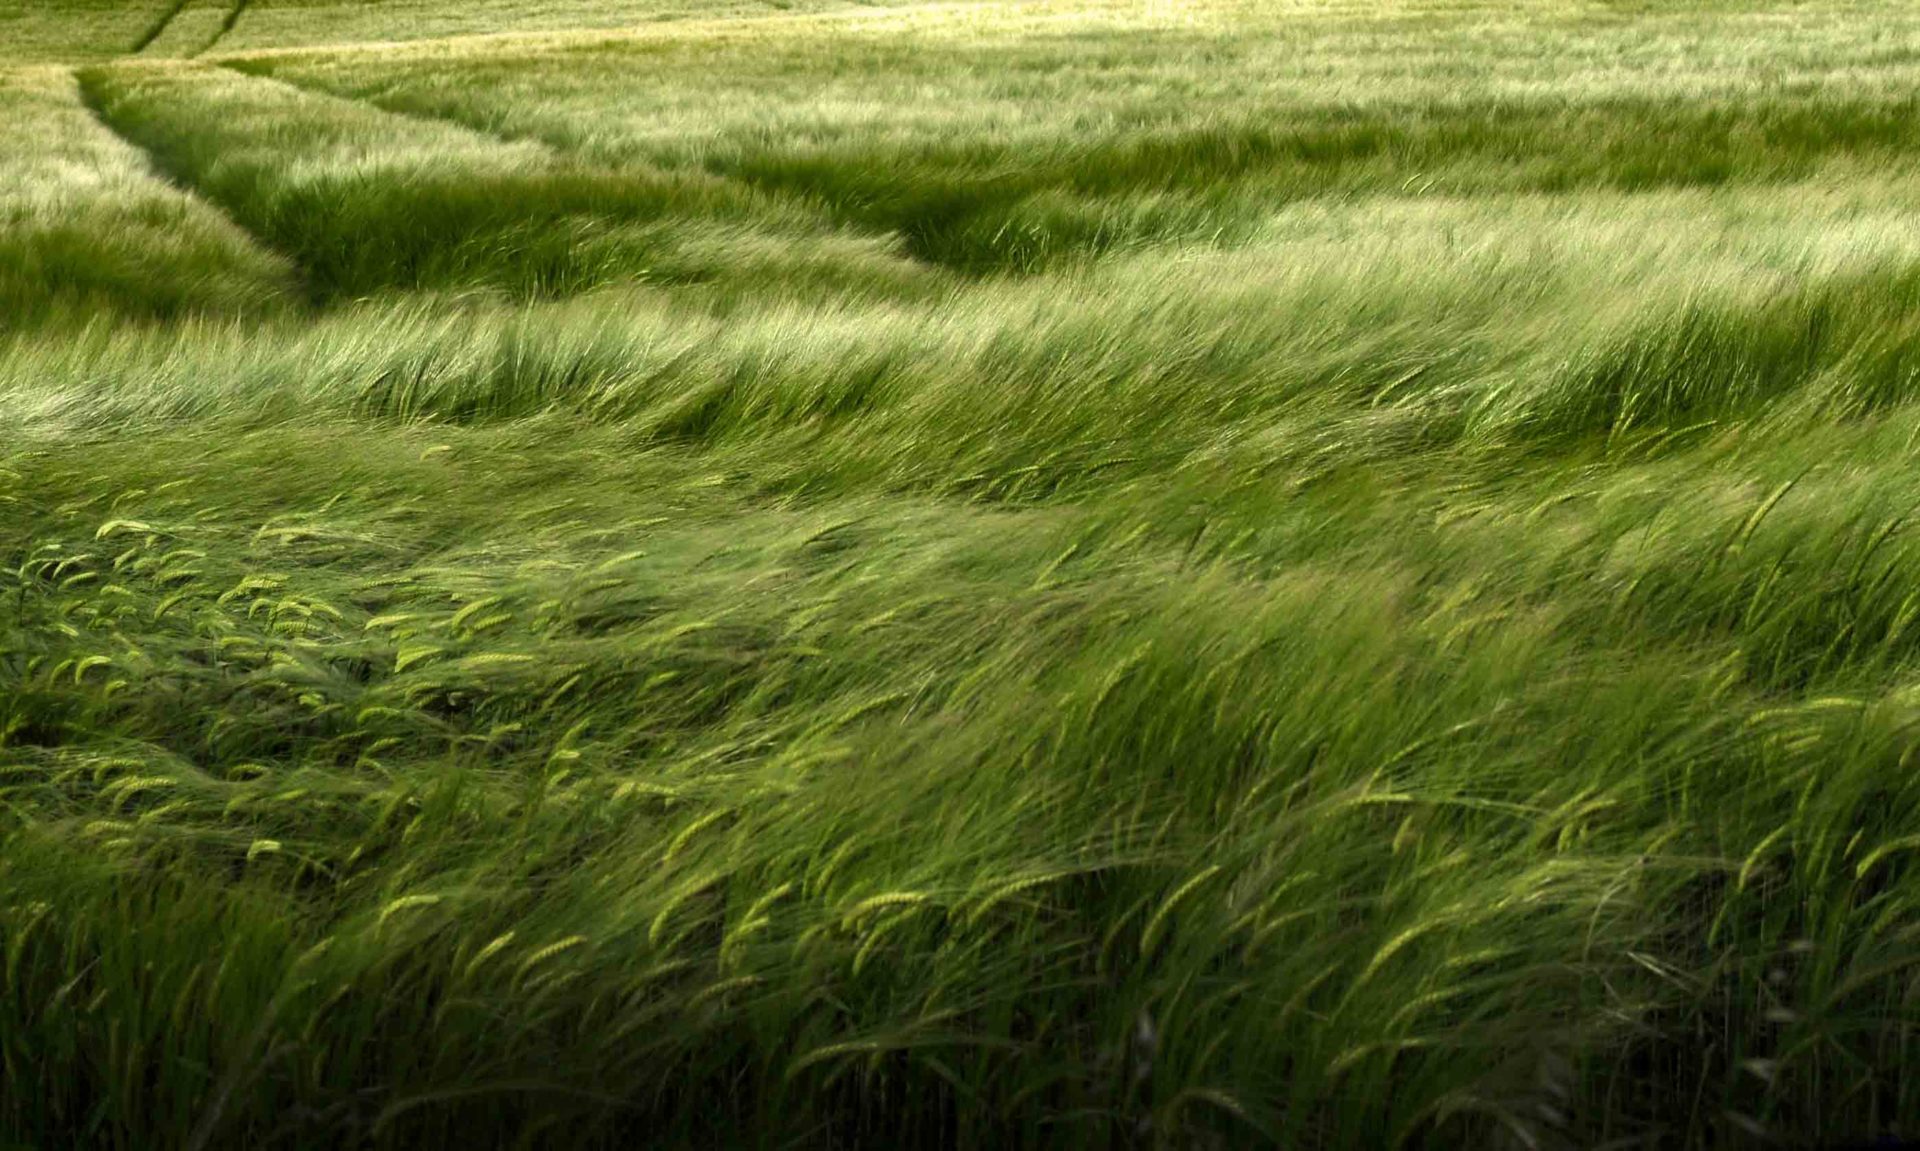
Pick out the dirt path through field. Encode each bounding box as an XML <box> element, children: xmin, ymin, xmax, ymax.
<box><xmin>130</xmin><ymin>0</ymin><xmax>195</xmax><ymax>53</ymax></box>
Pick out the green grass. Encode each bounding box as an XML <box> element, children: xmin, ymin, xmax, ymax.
<box><xmin>6</xmin><ymin>1</ymin><xmax>1920</xmax><ymax>1148</ymax></box>
<box><xmin>0</xmin><ymin>67</ymin><xmax>294</xmax><ymax>328</ymax></box>
<box><xmin>76</xmin><ymin>63</ymin><xmax>932</xmax><ymax>302</ymax></box>
<box><xmin>214</xmin><ymin>0</ymin><xmax>951</xmax><ymax>53</ymax></box>
<box><xmin>230</xmin><ymin>0</ymin><xmax>1920</xmax><ymax>271</ymax></box>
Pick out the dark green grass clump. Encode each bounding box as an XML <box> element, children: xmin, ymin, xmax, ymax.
<box><xmin>6</xmin><ymin>413</ymin><xmax>1920</xmax><ymax>1148</ymax></box>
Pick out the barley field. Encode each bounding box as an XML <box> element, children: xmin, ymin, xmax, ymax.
<box><xmin>5</xmin><ymin>0</ymin><xmax>1920</xmax><ymax>1146</ymax></box>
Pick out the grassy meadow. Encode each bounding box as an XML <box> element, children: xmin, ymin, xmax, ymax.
<box><xmin>5</xmin><ymin>0</ymin><xmax>1920</xmax><ymax>1146</ymax></box>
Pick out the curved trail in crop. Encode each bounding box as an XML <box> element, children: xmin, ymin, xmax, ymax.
<box><xmin>70</xmin><ymin>65</ymin><xmax>308</xmax><ymax>304</ymax></box>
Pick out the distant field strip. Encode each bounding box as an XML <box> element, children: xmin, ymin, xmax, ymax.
<box><xmin>211</xmin><ymin>0</ymin><xmax>990</xmax><ymax>53</ymax></box>
<box><xmin>0</xmin><ymin>67</ymin><xmax>293</xmax><ymax>327</ymax></box>
<box><xmin>0</xmin><ymin>0</ymin><xmax>177</xmax><ymax>62</ymax></box>
<box><xmin>234</xmin><ymin>2</ymin><xmax>1920</xmax><ymax>271</ymax></box>
<box><xmin>136</xmin><ymin>0</ymin><xmax>253</xmax><ymax>58</ymax></box>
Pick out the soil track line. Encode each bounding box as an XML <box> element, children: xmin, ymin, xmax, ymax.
<box><xmin>195</xmin><ymin>0</ymin><xmax>257</xmax><ymax>58</ymax></box>
<box><xmin>130</xmin><ymin>0</ymin><xmax>195</xmax><ymax>54</ymax></box>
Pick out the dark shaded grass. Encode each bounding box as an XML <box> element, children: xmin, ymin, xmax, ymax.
<box><xmin>0</xmin><ymin>220</ymin><xmax>288</xmax><ymax>329</ymax></box>
<box><xmin>717</xmin><ymin>94</ymin><xmax>1920</xmax><ymax>271</ymax></box>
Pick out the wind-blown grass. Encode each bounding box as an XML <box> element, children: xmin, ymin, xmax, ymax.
<box><xmin>9</xmin><ymin>179</ymin><xmax>1920</xmax><ymax>453</ymax></box>
<box><xmin>233</xmin><ymin>0</ymin><xmax>1920</xmax><ymax>271</ymax></box>
<box><xmin>78</xmin><ymin>63</ymin><xmax>931</xmax><ymax>301</ymax></box>
<box><xmin>0</xmin><ymin>67</ymin><xmax>294</xmax><ymax>328</ymax></box>
<box><xmin>6</xmin><ymin>0</ymin><xmax>1920</xmax><ymax>1147</ymax></box>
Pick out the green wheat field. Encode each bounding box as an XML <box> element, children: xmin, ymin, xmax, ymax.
<box><xmin>5</xmin><ymin>0</ymin><xmax>1920</xmax><ymax>1146</ymax></box>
